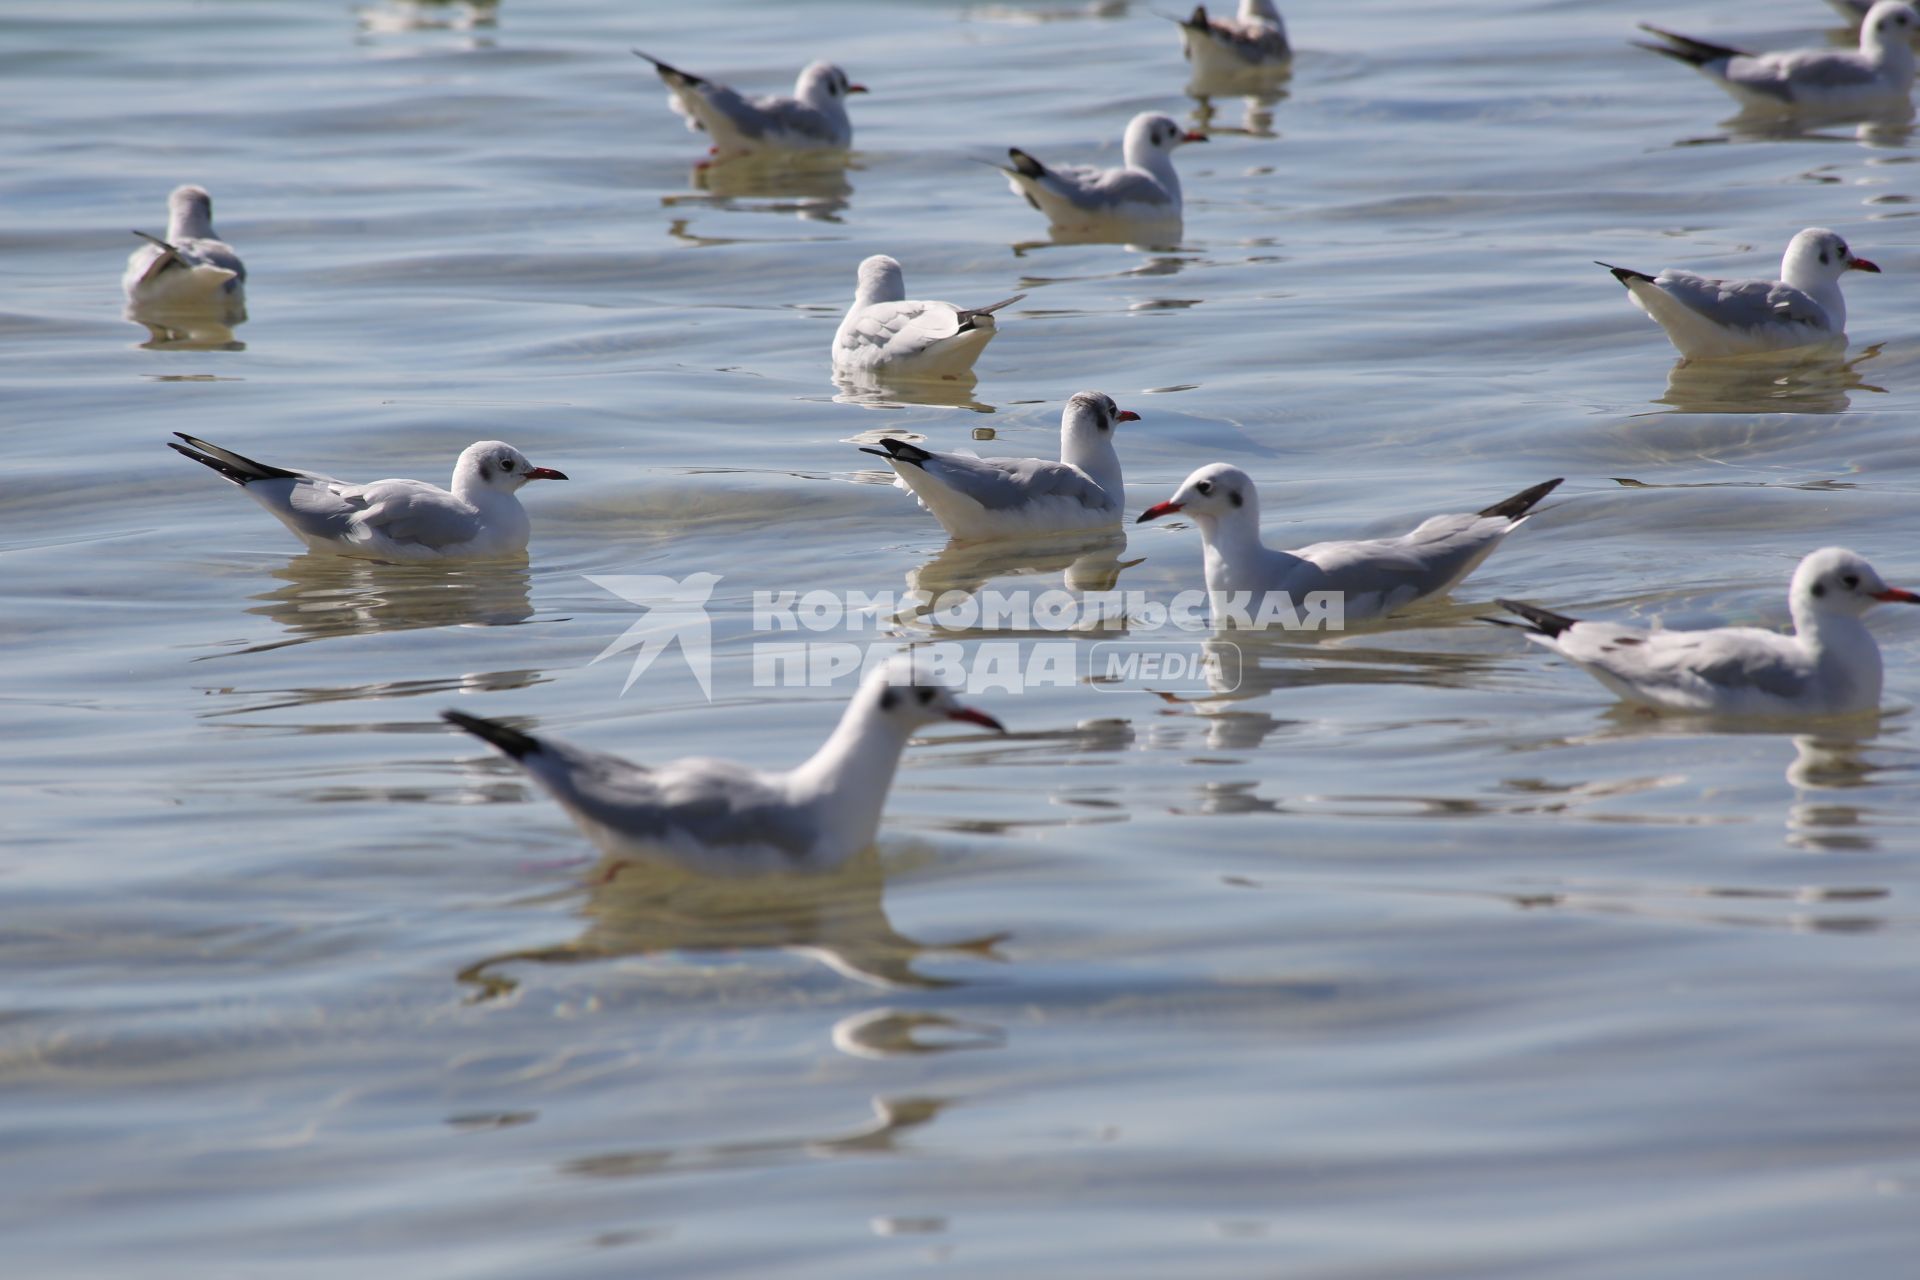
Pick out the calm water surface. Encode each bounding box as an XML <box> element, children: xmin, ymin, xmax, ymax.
<box><xmin>6</xmin><ymin>0</ymin><xmax>1920</xmax><ymax>1274</ymax></box>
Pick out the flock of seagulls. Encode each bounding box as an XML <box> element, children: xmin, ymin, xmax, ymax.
<box><xmin>132</xmin><ymin>2</ymin><xmax>1920</xmax><ymax>875</ymax></box>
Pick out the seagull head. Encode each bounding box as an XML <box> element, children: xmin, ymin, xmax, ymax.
<box><xmin>1793</xmin><ymin>548</ymin><xmax>1919</xmax><ymax>621</ymax></box>
<box><xmin>168</xmin><ymin>185</ymin><xmax>217</xmax><ymax>238</ymax></box>
<box><xmin>863</xmin><ymin>657</ymin><xmax>1004</xmax><ymax>735</ymax></box>
<box><xmin>1785</xmin><ymin>228</ymin><xmax>1879</xmax><ymax>286</ymax></box>
<box><xmin>1124</xmin><ymin>113</ymin><xmax>1207</xmax><ymax>166</ymax></box>
<box><xmin>799</xmin><ymin>62</ymin><xmax>867</xmax><ymax>105</ymax></box>
<box><xmin>456</xmin><ymin>441</ymin><xmax>568</xmax><ymax>497</ymax></box>
<box><xmin>1136</xmin><ymin>462</ymin><xmax>1256</xmax><ymax>528</ymax></box>
<box><xmin>1062</xmin><ymin>390</ymin><xmax>1139</xmax><ymax>449</ymax></box>
<box><xmin>1862</xmin><ymin>1</ymin><xmax>1919</xmax><ymax>52</ymax></box>
<box><xmin>853</xmin><ymin>254</ymin><xmax>906</xmax><ymax>305</ymax></box>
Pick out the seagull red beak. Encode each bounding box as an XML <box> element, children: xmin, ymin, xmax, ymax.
<box><xmin>947</xmin><ymin>707</ymin><xmax>1004</xmax><ymax>732</ymax></box>
<box><xmin>524</xmin><ymin>466</ymin><xmax>568</xmax><ymax>480</ymax></box>
<box><xmin>1849</xmin><ymin>255</ymin><xmax>1881</xmax><ymax>273</ymax></box>
<box><xmin>1182</xmin><ymin>130</ymin><xmax>1208</xmax><ymax>143</ymax></box>
<box><xmin>847</xmin><ymin>84</ymin><xmax>869</xmax><ymax>94</ymax></box>
<box><xmin>1136</xmin><ymin>500</ymin><xmax>1183</xmax><ymax>523</ymax></box>
<box><xmin>1874</xmin><ymin>587</ymin><xmax>1920</xmax><ymax>603</ymax></box>
<box><xmin>1116</xmin><ymin>409</ymin><xmax>1141</xmax><ymax>422</ymax></box>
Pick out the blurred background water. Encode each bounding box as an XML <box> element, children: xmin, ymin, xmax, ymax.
<box><xmin>5</xmin><ymin>0</ymin><xmax>1920</xmax><ymax>1274</ymax></box>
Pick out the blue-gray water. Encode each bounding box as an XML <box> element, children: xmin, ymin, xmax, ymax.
<box><xmin>6</xmin><ymin>0</ymin><xmax>1920</xmax><ymax>1274</ymax></box>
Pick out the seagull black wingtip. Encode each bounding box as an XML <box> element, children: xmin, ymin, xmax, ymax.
<box><xmin>442</xmin><ymin>709</ymin><xmax>542</xmax><ymax>761</ymax></box>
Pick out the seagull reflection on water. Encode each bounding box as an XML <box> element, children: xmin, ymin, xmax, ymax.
<box><xmin>457</xmin><ymin>853</ymin><xmax>1007</xmax><ymax>1000</ymax></box>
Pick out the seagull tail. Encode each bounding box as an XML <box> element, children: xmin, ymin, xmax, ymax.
<box><xmin>1478</xmin><ymin>478</ymin><xmax>1563</xmax><ymax>522</ymax></box>
<box><xmin>167</xmin><ymin>434</ymin><xmax>301</xmax><ymax>486</ymax></box>
<box><xmin>859</xmin><ymin>438</ymin><xmax>934</xmax><ymax>469</ymax></box>
<box><xmin>1006</xmin><ymin>147</ymin><xmax>1048</xmax><ymax>181</ymax></box>
<box><xmin>1596</xmin><ymin>261</ymin><xmax>1655</xmax><ymax>288</ymax></box>
<box><xmin>631</xmin><ymin>49</ymin><xmax>706</xmax><ymax>88</ymax></box>
<box><xmin>956</xmin><ymin>293</ymin><xmax>1026</xmax><ymax>331</ymax></box>
<box><xmin>442</xmin><ymin>710</ymin><xmax>543</xmax><ymax>761</ymax></box>
<box><xmin>1632</xmin><ymin>25</ymin><xmax>1747</xmax><ymax>66</ymax></box>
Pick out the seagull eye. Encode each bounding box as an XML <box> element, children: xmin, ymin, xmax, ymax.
<box><xmin>916</xmin><ymin>687</ymin><xmax>935</xmax><ymax>705</ymax></box>
<box><xmin>501</xmin><ymin>458</ymin><xmax>516</xmax><ymax>472</ymax></box>
<box><xmin>1196</xmin><ymin>480</ymin><xmax>1213</xmax><ymax>495</ymax></box>
<box><xmin>1843</xmin><ymin>573</ymin><xmax>1861</xmax><ymax>590</ymax></box>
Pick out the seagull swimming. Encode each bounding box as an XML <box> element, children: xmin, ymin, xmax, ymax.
<box><xmin>168</xmin><ymin>434</ymin><xmax>567</xmax><ymax>562</ymax></box>
<box><xmin>1635</xmin><ymin>1</ymin><xmax>1919</xmax><ymax>114</ymax></box>
<box><xmin>1172</xmin><ymin>1</ymin><xmax>1291</xmax><ymax>81</ymax></box>
<box><xmin>1598</xmin><ymin>228</ymin><xmax>1878</xmax><ymax>360</ymax></box>
<box><xmin>1136</xmin><ymin>466</ymin><xmax>1562</xmax><ymax>623</ymax></box>
<box><xmin>999</xmin><ymin>113</ymin><xmax>1205</xmax><ymax>234</ymax></box>
<box><xmin>1490</xmin><ymin>548</ymin><xmax>1919</xmax><ymax>717</ymax></box>
<box><xmin>861</xmin><ymin>391</ymin><xmax>1138</xmax><ymax>541</ymax></box>
<box><xmin>443</xmin><ymin>658</ymin><xmax>1005</xmax><ymax>876</ymax></box>
<box><xmin>633</xmin><ymin>50</ymin><xmax>864</xmax><ymax>162</ymax></box>
<box><xmin>122</xmin><ymin>186</ymin><xmax>246</xmax><ymax>311</ymax></box>
<box><xmin>832</xmin><ymin>255</ymin><xmax>1025</xmax><ymax>381</ymax></box>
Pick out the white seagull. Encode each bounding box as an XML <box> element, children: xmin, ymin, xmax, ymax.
<box><xmin>1490</xmin><ymin>548</ymin><xmax>1919</xmax><ymax>717</ymax></box>
<box><xmin>832</xmin><ymin>255</ymin><xmax>1025</xmax><ymax>381</ymax></box>
<box><xmin>1172</xmin><ymin>1</ymin><xmax>1291</xmax><ymax>81</ymax></box>
<box><xmin>167</xmin><ymin>434</ymin><xmax>567</xmax><ymax>562</ymax></box>
<box><xmin>1599</xmin><ymin>228</ymin><xmax>1879</xmax><ymax>360</ymax></box>
<box><xmin>1136</xmin><ymin>466</ymin><xmax>1562</xmax><ymax>623</ymax></box>
<box><xmin>999</xmin><ymin>113</ymin><xmax>1205</xmax><ymax>234</ymax></box>
<box><xmin>443</xmin><ymin>658</ymin><xmax>1005</xmax><ymax>877</ymax></box>
<box><xmin>1635</xmin><ymin>1</ymin><xmax>1919</xmax><ymax>114</ymax></box>
<box><xmin>633</xmin><ymin>50</ymin><xmax>863</xmax><ymax>163</ymax></box>
<box><xmin>860</xmin><ymin>391</ymin><xmax>1138</xmax><ymax>541</ymax></box>
<box><xmin>122</xmin><ymin>185</ymin><xmax>246</xmax><ymax>312</ymax></box>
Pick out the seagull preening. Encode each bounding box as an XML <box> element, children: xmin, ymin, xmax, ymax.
<box><xmin>1136</xmin><ymin>466</ymin><xmax>1562</xmax><ymax>623</ymax></box>
<box><xmin>861</xmin><ymin>391</ymin><xmax>1138</xmax><ymax>541</ymax></box>
<box><xmin>1635</xmin><ymin>1</ymin><xmax>1919</xmax><ymax>115</ymax></box>
<box><xmin>443</xmin><ymin>658</ymin><xmax>1005</xmax><ymax>876</ymax></box>
<box><xmin>1172</xmin><ymin>1</ymin><xmax>1291</xmax><ymax>82</ymax></box>
<box><xmin>168</xmin><ymin>435</ymin><xmax>567</xmax><ymax>562</ymax></box>
<box><xmin>832</xmin><ymin>255</ymin><xmax>1026</xmax><ymax>381</ymax></box>
<box><xmin>1491</xmin><ymin>548</ymin><xmax>1919</xmax><ymax>717</ymax></box>
<box><xmin>122</xmin><ymin>186</ymin><xmax>246</xmax><ymax>312</ymax></box>
<box><xmin>633</xmin><ymin>50</ymin><xmax>864</xmax><ymax>163</ymax></box>
<box><xmin>999</xmin><ymin>113</ymin><xmax>1205</xmax><ymax>234</ymax></box>
<box><xmin>1599</xmin><ymin>228</ymin><xmax>1879</xmax><ymax>360</ymax></box>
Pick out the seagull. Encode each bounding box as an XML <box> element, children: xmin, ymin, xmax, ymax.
<box><xmin>1634</xmin><ymin>1</ymin><xmax>1919</xmax><ymax>114</ymax></box>
<box><xmin>1136</xmin><ymin>466</ymin><xmax>1562</xmax><ymax>624</ymax></box>
<box><xmin>1598</xmin><ymin>228</ymin><xmax>1879</xmax><ymax>360</ymax></box>
<box><xmin>1172</xmin><ymin>1</ymin><xmax>1291</xmax><ymax>81</ymax></box>
<box><xmin>1489</xmin><ymin>548</ymin><xmax>1920</xmax><ymax>717</ymax></box>
<box><xmin>860</xmin><ymin>391</ymin><xmax>1138</xmax><ymax>542</ymax></box>
<box><xmin>998</xmin><ymin>113</ymin><xmax>1205</xmax><ymax>234</ymax></box>
<box><xmin>442</xmin><ymin>658</ymin><xmax>1005</xmax><ymax>876</ymax></box>
<box><xmin>632</xmin><ymin>50</ymin><xmax>863</xmax><ymax>162</ymax></box>
<box><xmin>122</xmin><ymin>186</ymin><xmax>246</xmax><ymax>311</ymax></box>
<box><xmin>167</xmin><ymin>434</ymin><xmax>567</xmax><ymax>562</ymax></box>
<box><xmin>832</xmin><ymin>255</ymin><xmax>1025</xmax><ymax>381</ymax></box>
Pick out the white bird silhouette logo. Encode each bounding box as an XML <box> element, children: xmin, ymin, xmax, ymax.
<box><xmin>585</xmin><ymin>573</ymin><xmax>723</xmax><ymax>698</ymax></box>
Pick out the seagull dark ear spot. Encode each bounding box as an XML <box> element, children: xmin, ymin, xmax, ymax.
<box><xmin>480</xmin><ymin>462</ymin><xmax>494</xmax><ymax>482</ymax></box>
<box><xmin>1820</xmin><ymin>251</ymin><xmax>1830</xmax><ymax>265</ymax></box>
<box><xmin>1230</xmin><ymin>490</ymin><xmax>1244</xmax><ymax>508</ymax></box>
<box><xmin>1811</xmin><ymin>583</ymin><xmax>1827</xmax><ymax>598</ymax></box>
<box><xmin>879</xmin><ymin>689</ymin><xmax>898</xmax><ymax>711</ymax></box>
